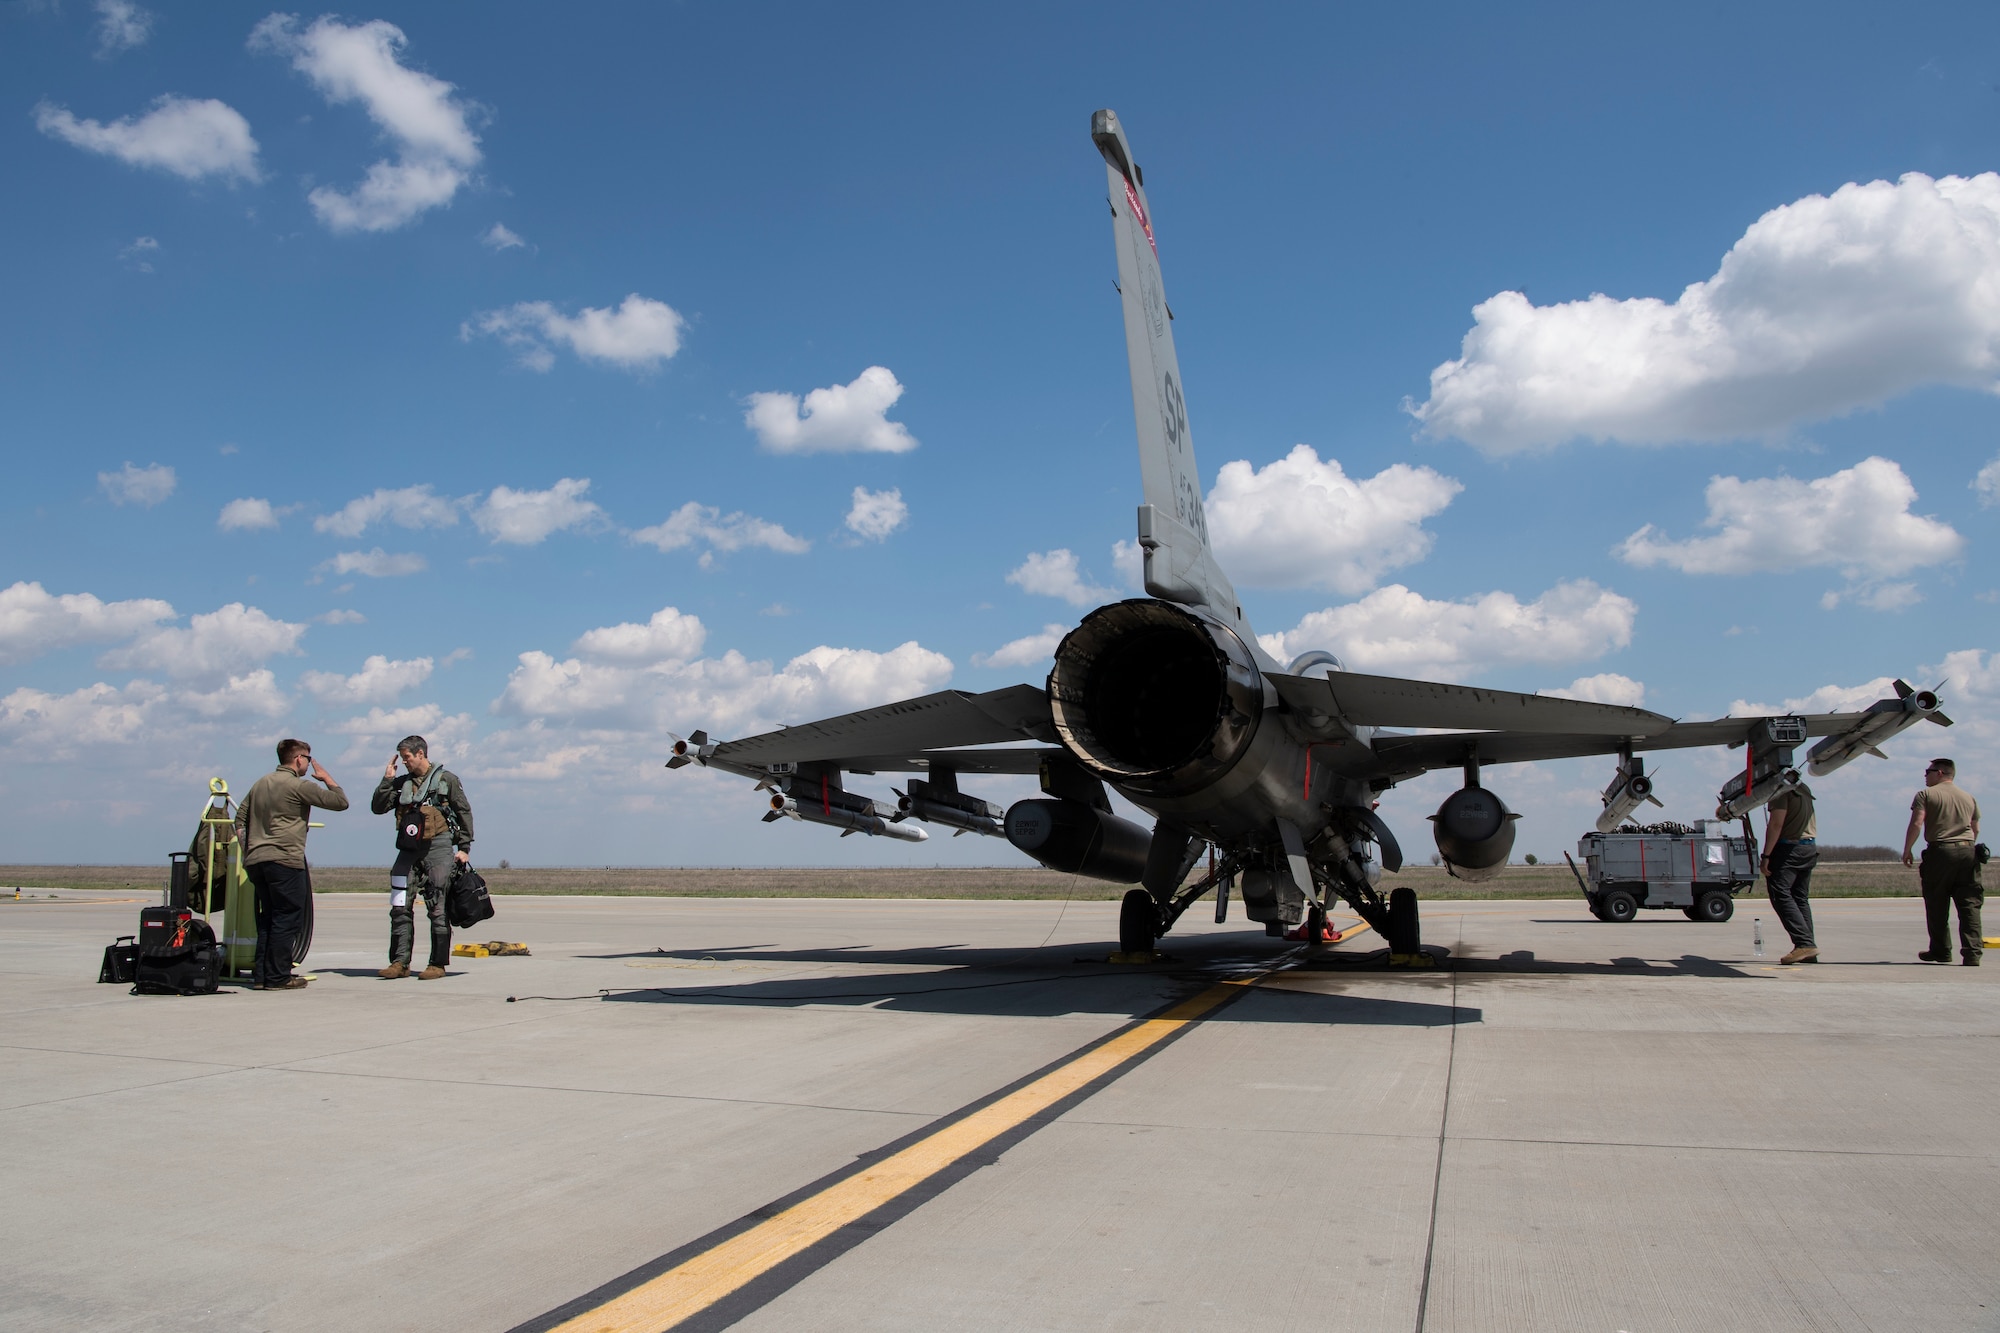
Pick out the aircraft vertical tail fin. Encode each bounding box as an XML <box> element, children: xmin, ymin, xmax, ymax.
<box><xmin>1093</xmin><ymin>109</ymin><xmax>1239</xmax><ymax>624</ymax></box>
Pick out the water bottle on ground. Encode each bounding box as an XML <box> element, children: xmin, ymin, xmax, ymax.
<box><xmin>1753</xmin><ymin>917</ymin><xmax>1765</xmax><ymax>958</ymax></box>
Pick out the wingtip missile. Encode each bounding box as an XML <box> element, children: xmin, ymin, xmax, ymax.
<box><xmin>665</xmin><ymin>729</ymin><xmax>715</xmax><ymax>770</ymax></box>
<box><xmin>1805</xmin><ymin>686</ymin><xmax>1946</xmax><ymax>777</ymax></box>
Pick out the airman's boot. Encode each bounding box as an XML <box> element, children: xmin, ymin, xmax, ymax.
<box><xmin>377</xmin><ymin>962</ymin><xmax>410</xmax><ymax>979</ymax></box>
<box><xmin>1780</xmin><ymin>946</ymin><xmax>1819</xmax><ymax>965</ymax></box>
<box><xmin>418</xmin><ymin>965</ymin><xmax>447</xmax><ymax>980</ymax></box>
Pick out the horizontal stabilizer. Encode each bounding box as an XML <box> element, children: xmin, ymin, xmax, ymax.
<box><xmin>1271</xmin><ymin>670</ymin><xmax>1673</xmax><ymax>736</ymax></box>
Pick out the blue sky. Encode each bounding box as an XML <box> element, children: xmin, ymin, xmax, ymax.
<box><xmin>3</xmin><ymin>0</ymin><xmax>1996</xmax><ymax>869</ymax></box>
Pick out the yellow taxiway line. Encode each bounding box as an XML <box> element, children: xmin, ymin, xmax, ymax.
<box><xmin>545</xmin><ymin>977</ymin><xmax>1260</xmax><ymax>1333</ymax></box>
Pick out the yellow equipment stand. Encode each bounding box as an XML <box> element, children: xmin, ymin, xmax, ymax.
<box><xmin>194</xmin><ymin>778</ymin><xmax>258</xmax><ymax>979</ymax></box>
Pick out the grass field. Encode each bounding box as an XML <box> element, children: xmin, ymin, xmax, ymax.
<box><xmin>0</xmin><ymin>861</ymin><xmax>1928</xmax><ymax>900</ymax></box>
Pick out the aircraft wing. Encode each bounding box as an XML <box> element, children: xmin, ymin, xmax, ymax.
<box><xmin>1367</xmin><ymin>711</ymin><xmax>1881</xmax><ymax>779</ymax></box>
<box><xmin>1269</xmin><ymin>670</ymin><xmax>1674</xmax><ymax>737</ymax></box>
<box><xmin>699</xmin><ymin>684</ymin><xmax>1056</xmax><ymax>778</ymax></box>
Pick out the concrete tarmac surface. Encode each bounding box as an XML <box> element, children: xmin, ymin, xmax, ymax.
<box><xmin>3</xmin><ymin>889</ymin><xmax>1996</xmax><ymax>1332</ymax></box>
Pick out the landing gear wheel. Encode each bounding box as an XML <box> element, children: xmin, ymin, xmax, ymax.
<box><xmin>1686</xmin><ymin>891</ymin><xmax>1734</xmax><ymax>923</ymax></box>
<box><xmin>1600</xmin><ymin>890</ymin><xmax>1638</xmax><ymax>923</ymax></box>
<box><xmin>1387</xmin><ymin>886</ymin><xmax>1420</xmax><ymax>956</ymax></box>
<box><xmin>1118</xmin><ymin>888</ymin><xmax>1159</xmax><ymax>956</ymax></box>
<box><xmin>1304</xmin><ymin>903</ymin><xmax>1327</xmax><ymax>943</ymax></box>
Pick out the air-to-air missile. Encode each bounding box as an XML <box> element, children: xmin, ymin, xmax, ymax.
<box><xmin>893</xmin><ymin>778</ymin><xmax>1005</xmax><ymax>838</ymax></box>
<box><xmin>1805</xmin><ymin>680</ymin><xmax>1951</xmax><ymax>776</ymax></box>
<box><xmin>1595</xmin><ymin>757</ymin><xmax>1665</xmax><ymax>834</ymax></box>
<box><xmin>763</xmin><ymin>784</ymin><xmax>928</xmax><ymax>842</ymax></box>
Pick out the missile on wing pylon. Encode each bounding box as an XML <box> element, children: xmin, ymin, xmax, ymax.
<box><xmin>893</xmin><ymin>778</ymin><xmax>1005</xmax><ymax>838</ymax></box>
<box><xmin>1716</xmin><ymin>767</ymin><xmax>1801</xmax><ymax>821</ymax></box>
<box><xmin>764</xmin><ymin>791</ymin><xmax>929</xmax><ymax>843</ymax></box>
<box><xmin>1805</xmin><ymin>680</ymin><xmax>1949</xmax><ymax>777</ymax></box>
<box><xmin>1595</xmin><ymin>758</ymin><xmax>1664</xmax><ymax>834</ymax></box>
<box><xmin>665</xmin><ymin>731</ymin><xmax>714</xmax><ymax>770</ymax></box>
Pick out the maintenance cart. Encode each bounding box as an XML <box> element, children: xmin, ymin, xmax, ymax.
<box><xmin>1571</xmin><ymin>822</ymin><xmax>1756</xmax><ymax>923</ymax></box>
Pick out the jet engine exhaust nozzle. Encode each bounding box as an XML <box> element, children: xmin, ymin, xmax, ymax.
<box><xmin>1046</xmin><ymin>598</ymin><xmax>1263</xmax><ymax>796</ymax></box>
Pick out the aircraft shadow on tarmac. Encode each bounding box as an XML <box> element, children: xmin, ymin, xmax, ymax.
<box><xmin>1446</xmin><ymin>951</ymin><xmax>1758</xmax><ymax>978</ymax></box>
<box><xmin>582</xmin><ymin>931</ymin><xmax>1478</xmax><ymax>1026</ymax></box>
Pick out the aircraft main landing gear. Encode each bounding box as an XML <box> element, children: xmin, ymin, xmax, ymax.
<box><xmin>1118</xmin><ymin>888</ymin><xmax>1159</xmax><ymax>957</ymax></box>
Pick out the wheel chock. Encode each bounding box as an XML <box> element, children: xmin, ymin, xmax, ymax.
<box><xmin>1106</xmin><ymin>950</ymin><xmax>1161</xmax><ymax>964</ymax></box>
<box><xmin>1388</xmin><ymin>951</ymin><xmax>1437</xmax><ymax>969</ymax></box>
<box><xmin>451</xmin><ymin>941</ymin><xmax>531</xmax><ymax>959</ymax></box>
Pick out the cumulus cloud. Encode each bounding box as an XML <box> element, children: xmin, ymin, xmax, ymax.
<box><xmin>250</xmin><ymin>14</ymin><xmax>480</xmax><ymax>233</ymax></box>
<box><xmin>0</xmin><ymin>673</ymin><xmax>284</xmax><ymax>756</ymax></box>
<box><xmin>1976</xmin><ymin>455</ymin><xmax>2000</xmax><ymax>508</ymax></box>
<box><xmin>1936</xmin><ymin>648</ymin><xmax>2000</xmax><ymax>702</ymax></box>
<box><xmin>1618</xmin><ymin>457</ymin><xmax>1963</xmax><ymax>609</ymax></box>
<box><xmin>175</xmin><ymin>669</ymin><xmax>289</xmax><ymax>721</ymax></box>
<box><xmin>481</xmin><ymin>222</ymin><xmax>525</xmax><ymax>251</ymax></box>
<box><xmin>0</xmin><ymin>582</ymin><xmax>175</xmax><ymax>666</ymax></box>
<box><xmin>218</xmin><ymin>497</ymin><xmax>281</xmax><ymax>532</ymax></box>
<box><xmin>1541</xmin><ymin>672</ymin><xmax>1646</xmax><ymax>707</ymax></box>
<box><xmin>1413</xmin><ymin>172</ymin><xmax>2000</xmax><ymax>452</ymax></box>
<box><xmin>745</xmin><ymin>366</ymin><xmax>917</xmax><ymax>454</ymax></box>
<box><xmin>1729</xmin><ymin>675</ymin><xmax>1907</xmax><ymax>718</ymax></box>
<box><xmin>496</xmin><ymin>639</ymin><xmax>952</xmax><ymax>737</ymax></box>
<box><xmin>98</xmin><ymin>462</ymin><xmax>175</xmax><ymax>507</ymax></box>
<box><xmin>571</xmin><ymin>607</ymin><xmax>706</xmax><ymax>664</ymax></box>
<box><xmin>99</xmin><ymin>602</ymin><xmax>306</xmax><ymax>680</ymax></box>
<box><xmin>465</xmin><ymin>295</ymin><xmax>684</xmax><ymax>372</ymax></box>
<box><xmin>1259</xmin><ymin>580</ymin><xmax>1638</xmax><ymax>680</ymax></box>
<box><xmin>315</xmin><ymin>484</ymin><xmax>460</xmax><ymax>537</ymax></box>
<box><xmin>324</xmin><ymin>703</ymin><xmax>476</xmax><ymax>764</ymax></box>
<box><xmin>973</xmin><ymin>624</ymin><xmax>1067</xmax><ymax>670</ymax></box>
<box><xmin>1007</xmin><ymin>549</ymin><xmax>1115</xmax><ymax>607</ymax></box>
<box><xmin>0</xmin><ymin>679</ymin><xmax>166</xmax><ymax>751</ymax></box>
<box><xmin>95</xmin><ymin>0</ymin><xmax>154</xmax><ymax>55</ymax></box>
<box><xmin>322</xmin><ymin>548</ymin><xmax>427</xmax><ymax>578</ymax></box>
<box><xmin>35</xmin><ymin>96</ymin><xmax>258</xmax><ymax>182</ymax></box>
<box><xmin>1205</xmin><ymin>446</ymin><xmax>1461</xmax><ymax>593</ymax></box>
<box><xmin>845</xmin><ymin>487</ymin><xmax>908</xmax><ymax>542</ymax></box>
<box><xmin>473</xmin><ymin>478</ymin><xmax>604</xmax><ymax>545</ymax></box>
<box><xmin>632</xmin><ymin>502</ymin><xmax>809</xmax><ymax>568</ymax></box>
<box><xmin>300</xmin><ymin>653</ymin><xmax>433</xmax><ymax>706</ymax></box>
<box><xmin>1111</xmin><ymin>539</ymin><xmax>1143</xmax><ymax>590</ymax></box>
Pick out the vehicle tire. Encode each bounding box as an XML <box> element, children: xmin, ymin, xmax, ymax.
<box><xmin>1118</xmin><ymin>888</ymin><xmax>1158</xmax><ymax>955</ymax></box>
<box><xmin>1589</xmin><ymin>900</ymin><xmax>1610</xmax><ymax>922</ymax></box>
<box><xmin>1600</xmin><ymin>890</ymin><xmax>1638</xmax><ymax>923</ymax></box>
<box><xmin>1305</xmin><ymin>903</ymin><xmax>1327</xmax><ymax>942</ymax></box>
<box><xmin>1689</xmin><ymin>890</ymin><xmax>1734</xmax><ymax>923</ymax></box>
<box><xmin>1387</xmin><ymin>886</ymin><xmax>1420</xmax><ymax>954</ymax></box>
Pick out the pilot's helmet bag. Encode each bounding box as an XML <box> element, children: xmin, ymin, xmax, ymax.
<box><xmin>394</xmin><ymin>772</ymin><xmax>449</xmax><ymax>852</ymax></box>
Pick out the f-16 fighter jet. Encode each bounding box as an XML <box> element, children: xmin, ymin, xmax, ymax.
<box><xmin>670</xmin><ymin>110</ymin><xmax>1951</xmax><ymax>964</ymax></box>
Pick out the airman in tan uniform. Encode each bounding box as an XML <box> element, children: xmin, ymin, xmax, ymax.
<box><xmin>1903</xmin><ymin>758</ymin><xmax>1982</xmax><ymax>965</ymax></box>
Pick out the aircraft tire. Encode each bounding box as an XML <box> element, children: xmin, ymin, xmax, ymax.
<box><xmin>1118</xmin><ymin>888</ymin><xmax>1158</xmax><ymax>955</ymax></box>
<box><xmin>1387</xmin><ymin>886</ymin><xmax>1419</xmax><ymax>954</ymax></box>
